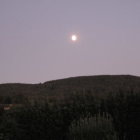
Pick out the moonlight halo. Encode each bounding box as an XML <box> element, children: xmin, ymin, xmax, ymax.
<box><xmin>71</xmin><ymin>34</ymin><xmax>77</xmax><ymax>42</ymax></box>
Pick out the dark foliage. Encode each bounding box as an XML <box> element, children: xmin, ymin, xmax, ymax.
<box><xmin>0</xmin><ymin>75</ymin><xmax>140</xmax><ymax>140</ymax></box>
<box><xmin>104</xmin><ymin>91</ymin><xmax>140</xmax><ymax>140</ymax></box>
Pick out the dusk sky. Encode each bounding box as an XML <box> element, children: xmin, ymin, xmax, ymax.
<box><xmin>0</xmin><ymin>0</ymin><xmax>140</xmax><ymax>83</ymax></box>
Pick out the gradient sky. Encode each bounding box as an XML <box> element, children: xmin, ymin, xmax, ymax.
<box><xmin>0</xmin><ymin>0</ymin><xmax>140</xmax><ymax>83</ymax></box>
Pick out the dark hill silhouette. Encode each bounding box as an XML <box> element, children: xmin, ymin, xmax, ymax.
<box><xmin>0</xmin><ymin>75</ymin><xmax>140</xmax><ymax>102</ymax></box>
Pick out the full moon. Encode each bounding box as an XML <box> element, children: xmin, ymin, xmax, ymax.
<box><xmin>71</xmin><ymin>35</ymin><xmax>77</xmax><ymax>42</ymax></box>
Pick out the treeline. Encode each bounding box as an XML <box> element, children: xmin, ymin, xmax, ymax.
<box><xmin>0</xmin><ymin>90</ymin><xmax>140</xmax><ymax>140</ymax></box>
<box><xmin>0</xmin><ymin>95</ymin><xmax>28</xmax><ymax>104</ymax></box>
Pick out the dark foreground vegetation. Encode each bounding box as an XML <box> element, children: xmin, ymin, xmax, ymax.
<box><xmin>0</xmin><ymin>75</ymin><xmax>140</xmax><ymax>140</ymax></box>
<box><xmin>0</xmin><ymin>90</ymin><xmax>140</xmax><ymax>140</ymax></box>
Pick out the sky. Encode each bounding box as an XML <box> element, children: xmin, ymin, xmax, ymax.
<box><xmin>0</xmin><ymin>0</ymin><xmax>140</xmax><ymax>83</ymax></box>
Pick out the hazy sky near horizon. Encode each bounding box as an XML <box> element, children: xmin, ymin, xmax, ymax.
<box><xmin>0</xmin><ymin>0</ymin><xmax>140</xmax><ymax>83</ymax></box>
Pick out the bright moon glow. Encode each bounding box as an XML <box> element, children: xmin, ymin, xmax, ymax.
<box><xmin>71</xmin><ymin>35</ymin><xmax>77</xmax><ymax>42</ymax></box>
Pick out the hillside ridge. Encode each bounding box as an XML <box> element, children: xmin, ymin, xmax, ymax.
<box><xmin>0</xmin><ymin>75</ymin><xmax>140</xmax><ymax>99</ymax></box>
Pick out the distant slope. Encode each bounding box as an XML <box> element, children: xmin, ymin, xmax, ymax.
<box><xmin>0</xmin><ymin>75</ymin><xmax>140</xmax><ymax>99</ymax></box>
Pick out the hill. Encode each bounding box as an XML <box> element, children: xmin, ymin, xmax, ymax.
<box><xmin>1</xmin><ymin>75</ymin><xmax>140</xmax><ymax>139</ymax></box>
<box><xmin>0</xmin><ymin>75</ymin><xmax>140</xmax><ymax>103</ymax></box>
